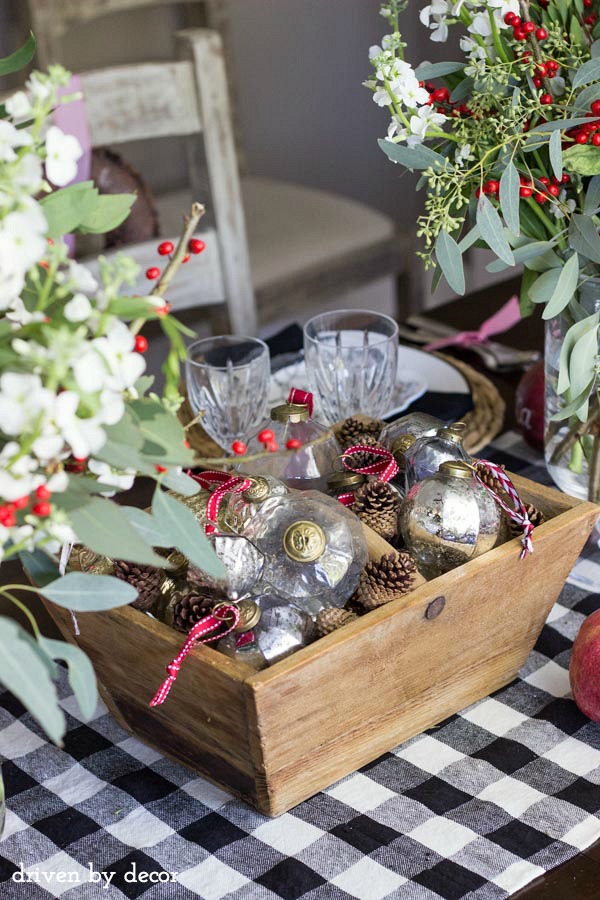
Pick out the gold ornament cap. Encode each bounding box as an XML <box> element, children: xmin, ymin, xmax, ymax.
<box><xmin>232</xmin><ymin>598</ymin><xmax>262</xmax><ymax>632</ymax></box>
<box><xmin>271</xmin><ymin>402</ymin><xmax>309</xmax><ymax>423</ymax></box>
<box><xmin>439</xmin><ymin>422</ymin><xmax>467</xmax><ymax>443</ymax></box>
<box><xmin>391</xmin><ymin>433</ymin><xmax>417</xmax><ymax>455</ymax></box>
<box><xmin>242</xmin><ymin>476</ymin><xmax>271</xmax><ymax>502</ymax></box>
<box><xmin>439</xmin><ymin>460</ymin><xmax>473</xmax><ymax>479</ymax></box>
<box><xmin>283</xmin><ymin>520</ymin><xmax>326</xmax><ymax>562</ymax></box>
<box><xmin>327</xmin><ymin>471</ymin><xmax>366</xmax><ymax>490</ymax></box>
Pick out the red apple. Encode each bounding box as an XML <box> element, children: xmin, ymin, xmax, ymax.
<box><xmin>515</xmin><ymin>360</ymin><xmax>544</xmax><ymax>450</ymax></box>
<box><xmin>570</xmin><ymin>609</ymin><xmax>600</xmax><ymax>722</ymax></box>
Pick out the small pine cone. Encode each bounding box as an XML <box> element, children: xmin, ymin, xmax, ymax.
<box><xmin>474</xmin><ymin>462</ymin><xmax>508</xmax><ymax>499</ymax></box>
<box><xmin>114</xmin><ymin>560</ymin><xmax>163</xmax><ymax>611</ymax></box>
<box><xmin>315</xmin><ymin>607</ymin><xmax>358</xmax><ymax>638</ymax></box>
<box><xmin>353</xmin><ymin>481</ymin><xmax>399</xmax><ymax>541</ymax></box>
<box><xmin>356</xmin><ymin>551</ymin><xmax>417</xmax><ymax>611</ymax></box>
<box><xmin>339</xmin><ymin>416</ymin><xmax>384</xmax><ymax>449</ymax></box>
<box><xmin>172</xmin><ymin>589</ymin><xmax>217</xmax><ymax>632</ymax></box>
<box><xmin>510</xmin><ymin>503</ymin><xmax>545</xmax><ymax>538</ymax></box>
<box><xmin>344</xmin><ymin>436</ymin><xmax>387</xmax><ymax>469</ymax></box>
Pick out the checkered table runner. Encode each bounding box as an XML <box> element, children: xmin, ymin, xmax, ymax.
<box><xmin>1</xmin><ymin>431</ymin><xmax>599</xmax><ymax>900</ymax></box>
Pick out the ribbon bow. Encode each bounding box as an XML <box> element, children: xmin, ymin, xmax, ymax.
<box><xmin>149</xmin><ymin>604</ymin><xmax>240</xmax><ymax>706</ymax></box>
<box><xmin>288</xmin><ymin>387</ymin><xmax>313</xmax><ymax>417</ymax></box>
<box><xmin>473</xmin><ymin>460</ymin><xmax>534</xmax><ymax>559</ymax></box>
<box><xmin>189</xmin><ymin>470</ymin><xmax>252</xmax><ymax>534</ymax></box>
<box><xmin>341</xmin><ymin>444</ymin><xmax>399</xmax><ymax>483</ymax></box>
<box><xmin>424</xmin><ymin>296</ymin><xmax>521</xmax><ymax>352</ymax></box>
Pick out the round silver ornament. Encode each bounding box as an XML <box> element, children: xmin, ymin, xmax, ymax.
<box><xmin>404</xmin><ymin>423</ymin><xmax>470</xmax><ymax>490</ymax></box>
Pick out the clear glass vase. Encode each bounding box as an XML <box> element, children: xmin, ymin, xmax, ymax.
<box><xmin>545</xmin><ymin>281</ymin><xmax>600</xmax><ymax>501</ymax></box>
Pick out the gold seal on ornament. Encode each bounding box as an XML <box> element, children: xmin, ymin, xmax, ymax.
<box><xmin>283</xmin><ymin>520</ymin><xmax>326</xmax><ymax>563</ymax></box>
<box><xmin>233</xmin><ymin>598</ymin><xmax>262</xmax><ymax>632</ymax></box>
<box><xmin>242</xmin><ymin>476</ymin><xmax>270</xmax><ymax>502</ymax></box>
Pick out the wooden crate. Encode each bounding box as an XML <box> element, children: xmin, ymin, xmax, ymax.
<box><xmin>40</xmin><ymin>474</ymin><xmax>598</xmax><ymax>816</ymax></box>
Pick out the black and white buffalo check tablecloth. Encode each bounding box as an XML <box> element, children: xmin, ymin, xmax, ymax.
<box><xmin>1</xmin><ymin>430</ymin><xmax>600</xmax><ymax>900</ymax></box>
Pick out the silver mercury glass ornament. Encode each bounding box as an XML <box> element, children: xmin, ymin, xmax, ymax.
<box><xmin>221</xmin><ymin>474</ymin><xmax>288</xmax><ymax>535</ymax></box>
<box><xmin>399</xmin><ymin>459</ymin><xmax>502</xmax><ymax>578</ymax></box>
<box><xmin>380</xmin><ymin>412</ymin><xmax>443</xmax><ymax>451</ymax></box>
<box><xmin>404</xmin><ymin>422</ymin><xmax>471</xmax><ymax>490</ymax></box>
<box><xmin>187</xmin><ymin>532</ymin><xmax>265</xmax><ymax>599</ymax></box>
<box><xmin>218</xmin><ymin>593</ymin><xmax>316</xmax><ymax>669</ymax></box>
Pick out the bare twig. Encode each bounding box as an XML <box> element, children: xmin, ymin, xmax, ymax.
<box><xmin>519</xmin><ymin>1</ymin><xmax>553</xmax><ymax>95</ymax></box>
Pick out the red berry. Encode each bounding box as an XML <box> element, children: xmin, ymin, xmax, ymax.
<box><xmin>258</xmin><ymin>429</ymin><xmax>275</xmax><ymax>444</ymax></box>
<box><xmin>539</xmin><ymin>176</ymin><xmax>550</xmax><ymax>185</ymax></box>
<box><xmin>535</xmin><ymin>64</ymin><xmax>547</xmax><ymax>77</ymax></box>
<box><xmin>32</xmin><ymin>502</ymin><xmax>51</xmax><ymax>517</ymax></box>
<box><xmin>266</xmin><ymin>440</ymin><xmax>279</xmax><ymax>452</ymax></box>
<box><xmin>431</xmin><ymin>87</ymin><xmax>450</xmax><ymax>103</ymax></box>
<box><xmin>512</xmin><ymin>16</ymin><xmax>521</xmax><ymax>26</ymax></box>
<box><xmin>73</xmin><ymin>455</ymin><xmax>87</xmax><ymax>463</ymax></box>
<box><xmin>513</xmin><ymin>26</ymin><xmax>526</xmax><ymax>40</ymax></box>
<box><xmin>181</xmin><ymin>254</ymin><xmax>191</xmax><ymax>264</ymax></box>
<box><xmin>188</xmin><ymin>238</ymin><xmax>206</xmax><ymax>255</ymax></box>
<box><xmin>157</xmin><ymin>241</ymin><xmax>174</xmax><ymax>256</ymax></box>
<box><xmin>157</xmin><ymin>303</ymin><xmax>171</xmax><ymax>317</ymax></box>
<box><xmin>286</xmin><ymin>439</ymin><xmax>302</xmax><ymax>450</ymax></box>
<box><xmin>591</xmin><ymin>100</ymin><xmax>600</xmax><ymax>116</ymax></box>
<box><xmin>483</xmin><ymin>180</ymin><xmax>500</xmax><ymax>195</ymax></box>
<box><xmin>548</xmin><ymin>184</ymin><xmax>560</xmax><ymax>196</ymax></box>
<box><xmin>145</xmin><ymin>266</ymin><xmax>160</xmax><ymax>280</ymax></box>
<box><xmin>561</xmin><ymin>173</ymin><xmax>570</xmax><ymax>183</ymax></box>
<box><xmin>584</xmin><ymin>0</ymin><xmax>592</xmax><ymax>6</ymax></box>
<box><xmin>533</xmin><ymin>77</ymin><xmax>542</xmax><ymax>88</ymax></box>
<box><xmin>520</xmin><ymin>186</ymin><xmax>533</xmax><ymax>197</ymax></box>
<box><xmin>540</xmin><ymin>93</ymin><xmax>553</xmax><ymax>105</ymax></box>
<box><xmin>475</xmin><ymin>186</ymin><xmax>482</xmax><ymax>198</ymax></box>
<box><xmin>155</xmin><ymin>465</ymin><xmax>167</xmax><ymax>474</ymax></box>
<box><xmin>14</xmin><ymin>495</ymin><xmax>30</xmax><ymax>510</ymax></box>
<box><xmin>504</xmin><ymin>11</ymin><xmax>516</xmax><ymax>24</ymax></box>
<box><xmin>535</xmin><ymin>192</ymin><xmax>548</xmax><ymax>204</ymax></box>
<box><xmin>523</xmin><ymin>21</ymin><xmax>535</xmax><ymax>33</ymax></box>
<box><xmin>183</xmin><ymin>439</ymin><xmax>191</xmax><ymax>449</ymax></box>
<box><xmin>593</xmin><ymin>134</ymin><xmax>600</xmax><ymax>147</ymax></box>
<box><xmin>231</xmin><ymin>440</ymin><xmax>247</xmax><ymax>455</ymax></box>
<box><xmin>134</xmin><ymin>335</ymin><xmax>148</xmax><ymax>353</ymax></box>
<box><xmin>535</xmin><ymin>27</ymin><xmax>547</xmax><ymax>40</ymax></box>
<box><xmin>576</xmin><ymin>132</ymin><xmax>589</xmax><ymax>144</ymax></box>
<box><xmin>35</xmin><ymin>484</ymin><xmax>52</xmax><ymax>501</ymax></box>
<box><xmin>523</xmin><ymin>119</ymin><xmax>531</xmax><ymax>132</ymax></box>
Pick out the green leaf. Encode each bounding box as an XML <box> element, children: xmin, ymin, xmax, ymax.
<box><xmin>476</xmin><ymin>194</ymin><xmax>514</xmax><ymax>266</ymax></box>
<box><xmin>104</xmin><ymin>409</ymin><xmax>144</xmax><ymax>450</ymax></box>
<box><xmin>415</xmin><ymin>61</ymin><xmax>466</xmax><ymax>79</ymax></box>
<box><xmin>38</xmin><ymin>637</ymin><xmax>97</xmax><ymax>720</ymax></box>
<box><xmin>108</xmin><ymin>296</ymin><xmax>161</xmax><ymax>320</ymax></box>
<box><xmin>19</xmin><ymin>549</ymin><xmax>60</xmax><ymax>587</ymax></box>
<box><xmin>499</xmin><ymin>162</ymin><xmax>520</xmax><ymax>236</ymax></box>
<box><xmin>378</xmin><ymin>138</ymin><xmax>445</xmax><ymax>171</ymax></box>
<box><xmin>541</xmin><ymin>253</ymin><xmax>580</xmax><ymax>320</ymax></box>
<box><xmin>77</xmin><ymin>193</ymin><xmax>135</xmax><ymax>234</ymax></box>
<box><xmin>0</xmin><ymin>617</ymin><xmax>65</xmax><ymax>744</ymax></box>
<box><xmin>159</xmin><ymin>468</ymin><xmax>201</xmax><ymax>496</ymax></box>
<box><xmin>563</xmin><ymin>144</ymin><xmax>600</xmax><ymax>176</ymax></box>
<box><xmin>584</xmin><ymin>175</ymin><xmax>600</xmax><ymax>215</ymax></box>
<box><xmin>557</xmin><ymin>312</ymin><xmax>600</xmax><ymax>393</ymax></box>
<box><xmin>573</xmin><ymin>58</ymin><xmax>600</xmax><ymax>88</ymax></box>
<box><xmin>122</xmin><ymin>506</ymin><xmax>174</xmax><ymax>547</ymax></box>
<box><xmin>450</xmin><ymin>77</ymin><xmax>474</xmax><ymax>104</ymax></box>
<box><xmin>487</xmin><ymin>240</ymin><xmax>557</xmax><ymax>274</ymax></box>
<box><xmin>435</xmin><ymin>231</ymin><xmax>465</xmax><ymax>294</ymax></box>
<box><xmin>40</xmin><ymin>182</ymin><xmax>99</xmax><ymax>239</ymax></box>
<box><xmin>592</xmin><ymin>39</ymin><xmax>600</xmax><ymax>58</ymax></box>
<box><xmin>69</xmin><ymin>497</ymin><xmax>167</xmax><ymax>567</ymax></box>
<box><xmin>570</xmin><ymin>214</ymin><xmax>600</xmax><ymax>265</ymax></box>
<box><xmin>128</xmin><ymin>399</ymin><xmax>196</xmax><ymax>466</ymax></box>
<box><xmin>549</xmin><ymin>130</ymin><xmax>563</xmax><ymax>183</ymax></box>
<box><xmin>550</xmin><ymin>381</ymin><xmax>595</xmax><ymax>422</ymax></box>
<box><xmin>524</xmin><ymin>248</ymin><xmax>563</xmax><ymax>272</ymax></box>
<box><xmin>529</xmin><ymin>267</ymin><xmax>562</xmax><ymax>304</ymax></box>
<box><xmin>152</xmin><ymin>488</ymin><xmax>226</xmax><ymax>580</ymax></box>
<box><xmin>0</xmin><ymin>34</ymin><xmax>36</xmax><ymax>76</ymax></box>
<box><xmin>569</xmin><ymin>321</ymin><xmax>599</xmax><ymax>407</ymax></box>
<box><xmin>41</xmin><ymin>571</ymin><xmax>137</xmax><ymax>610</ymax></box>
<box><xmin>519</xmin><ymin>267</ymin><xmax>538</xmax><ymax>318</ymax></box>
<box><xmin>457</xmin><ymin>224</ymin><xmax>480</xmax><ymax>253</ymax></box>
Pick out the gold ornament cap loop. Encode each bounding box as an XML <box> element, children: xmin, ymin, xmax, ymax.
<box><xmin>327</xmin><ymin>471</ymin><xmax>366</xmax><ymax>490</ymax></box>
<box><xmin>242</xmin><ymin>476</ymin><xmax>271</xmax><ymax>502</ymax></box>
<box><xmin>270</xmin><ymin>402</ymin><xmax>309</xmax><ymax>423</ymax></box>
<box><xmin>232</xmin><ymin>598</ymin><xmax>262</xmax><ymax>632</ymax></box>
<box><xmin>283</xmin><ymin>520</ymin><xmax>326</xmax><ymax>562</ymax></box>
<box><xmin>438</xmin><ymin>460</ymin><xmax>473</xmax><ymax>479</ymax></box>
<box><xmin>439</xmin><ymin>422</ymin><xmax>467</xmax><ymax>443</ymax></box>
<box><xmin>391</xmin><ymin>433</ymin><xmax>417</xmax><ymax>456</ymax></box>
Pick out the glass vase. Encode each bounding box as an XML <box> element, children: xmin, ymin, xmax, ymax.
<box><xmin>545</xmin><ymin>281</ymin><xmax>600</xmax><ymax>501</ymax></box>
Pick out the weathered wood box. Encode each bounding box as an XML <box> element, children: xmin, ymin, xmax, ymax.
<box><xmin>41</xmin><ymin>474</ymin><xmax>597</xmax><ymax>816</ymax></box>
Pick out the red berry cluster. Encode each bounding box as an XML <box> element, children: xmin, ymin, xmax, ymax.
<box><xmin>504</xmin><ymin>12</ymin><xmax>547</xmax><ymax>42</ymax></box>
<box><xmin>258</xmin><ymin>428</ymin><xmax>278</xmax><ymax>452</ymax></box>
<box><xmin>0</xmin><ymin>485</ymin><xmax>53</xmax><ymax>527</ymax></box>
<box><xmin>423</xmin><ymin>82</ymin><xmax>474</xmax><ymax>118</ymax></box>
<box><xmin>145</xmin><ymin>238</ymin><xmax>206</xmax><ymax>283</ymax></box>
<box><xmin>583</xmin><ymin>0</ymin><xmax>597</xmax><ymax>26</ymax></box>
<box><xmin>568</xmin><ymin>100</ymin><xmax>600</xmax><ymax>146</ymax></box>
<box><xmin>65</xmin><ymin>455</ymin><xmax>88</xmax><ymax>474</ymax></box>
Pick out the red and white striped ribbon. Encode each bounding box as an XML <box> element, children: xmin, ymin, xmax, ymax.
<box><xmin>149</xmin><ymin>604</ymin><xmax>240</xmax><ymax>706</ymax></box>
<box><xmin>341</xmin><ymin>444</ymin><xmax>399</xmax><ymax>483</ymax></box>
<box><xmin>189</xmin><ymin>470</ymin><xmax>252</xmax><ymax>534</ymax></box>
<box><xmin>473</xmin><ymin>460</ymin><xmax>534</xmax><ymax>559</ymax></box>
<box><xmin>288</xmin><ymin>387</ymin><xmax>313</xmax><ymax>416</ymax></box>
<box><xmin>337</xmin><ymin>492</ymin><xmax>356</xmax><ymax>507</ymax></box>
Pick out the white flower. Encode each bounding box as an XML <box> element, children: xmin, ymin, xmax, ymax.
<box><xmin>88</xmin><ymin>459</ymin><xmax>135</xmax><ymax>493</ymax></box>
<box><xmin>407</xmin><ymin>105</ymin><xmax>447</xmax><ymax>146</ymax></box>
<box><xmin>455</xmin><ymin>143</ymin><xmax>473</xmax><ymax>167</ymax></box>
<box><xmin>1</xmin><ymin>208</ymin><xmax>47</xmax><ymax>270</ymax></box>
<box><xmin>0</xmin><ymin>373</ymin><xmax>52</xmax><ymax>436</ymax></box>
<box><xmin>5</xmin><ymin>298</ymin><xmax>46</xmax><ymax>327</ymax></box>
<box><xmin>5</xmin><ymin>91</ymin><xmax>32</xmax><ymax>119</ymax></box>
<box><xmin>73</xmin><ymin>319</ymin><xmax>145</xmax><ymax>394</ymax></box>
<box><xmin>45</xmin><ymin>126</ymin><xmax>83</xmax><ymax>186</ymax></box>
<box><xmin>49</xmin><ymin>390</ymin><xmax>107</xmax><ymax>460</ymax></box>
<box><xmin>387</xmin><ymin>115</ymin><xmax>408</xmax><ymax>141</ymax></box>
<box><xmin>64</xmin><ymin>292</ymin><xmax>92</xmax><ymax>322</ymax></box>
<box><xmin>420</xmin><ymin>0</ymin><xmax>450</xmax><ymax>42</ymax></box>
<box><xmin>551</xmin><ymin>191</ymin><xmax>576</xmax><ymax>220</ymax></box>
<box><xmin>0</xmin><ymin>444</ymin><xmax>38</xmax><ymax>501</ymax></box>
<box><xmin>26</xmin><ymin>72</ymin><xmax>53</xmax><ymax>103</ymax></box>
<box><xmin>12</xmin><ymin>152</ymin><xmax>43</xmax><ymax>190</ymax></box>
<box><xmin>389</xmin><ymin>62</ymin><xmax>430</xmax><ymax>108</ymax></box>
<box><xmin>68</xmin><ymin>260</ymin><xmax>98</xmax><ymax>293</ymax></box>
<box><xmin>0</xmin><ymin>119</ymin><xmax>33</xmax><ymax>162</ymax></box>
<box><xmin>373</xmin><ymin>87</ymin><xmax>393</xmax><ymax>107</ymax></box>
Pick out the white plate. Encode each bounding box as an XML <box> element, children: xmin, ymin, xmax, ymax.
<box><xmin>270</xmin><ymin>345</ymin><xmax>468</xmax><ymax>420</ymax></box>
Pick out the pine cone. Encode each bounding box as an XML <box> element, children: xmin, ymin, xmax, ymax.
<box><xmin>510</xmin><ymin>503</ymin><xmax>545</xmax><ymax>537</ymax></box>
<box><xmin>474</xmin><ymin>462</ymin><xmax>508</xmax><ymax>499</ymax></box>
<box><xmin>171</xmin><ymin>588</ymin><xmax>220</xmax><ymax>632</ymax></box>
<box><xmin>353</xmin><ymin>481</ymin><xmax>399</xmax><ymax>542</ymax></box>
<box><xmin>315</xmin><ymin>607</ymin><xmax>358</xmax><ymax>638</ymax></box>
<box><xmin>344</xmin><ymin>436</ymin><xmax>387</xmax><ymax>470</ymax></box>
<box><xmin>339</xmin><ymin>416</ymin><xmax>384</xmax><ymax>449</ymax></box>
<box><xmin>114</xmin><ymin>560</ymin><xmax>163</xmax><ymax>611</ymax></box>
<box><xmin>356</xmin><ymin>551</ymin><xmax>417</xmax><ymax>610</ymax></box>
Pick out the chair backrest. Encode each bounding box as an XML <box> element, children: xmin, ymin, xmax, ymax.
<box><xmin>78</xmin><ymin>28</ymin><xmax>256</xmax><ymax>333</ymax></box>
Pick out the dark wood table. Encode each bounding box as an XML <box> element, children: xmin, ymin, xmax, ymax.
<box><xmin>2</xmin><ymin>278</ymin><xmax>598</xmax><ymax>897</ymax></box>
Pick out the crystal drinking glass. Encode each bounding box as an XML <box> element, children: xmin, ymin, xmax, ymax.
<box><xmin>185</xmin><ymin>336</ymin><xmax>270</xmax><ymax>451</ymax></box>
<box><xmin>303</xmin><ymin>310</ymin><xmax>399</xmax><ymax>423</ymax></box>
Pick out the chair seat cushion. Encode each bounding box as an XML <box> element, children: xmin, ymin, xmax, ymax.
<box><xmin>241</xmin><ymin>176</ymin><xmax>395</xmax><ymax>290</ymax></box>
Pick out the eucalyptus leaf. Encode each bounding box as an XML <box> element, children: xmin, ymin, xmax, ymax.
<box><xmin>159</xmin><ymin>468</ymin><xmax>201</xmax><ymax>496</ymax></box>
<box><xmin>450</xmin><ymin>77</ymin><xmax>474</xmax><ymax>103</ymax></box>
<box><xmin>487</xmin><ymin>240</ymin><xmax>558</xmax><ymax>273</ymax></box>
<box><xmin>549</xmin><ymin>130</ymin><xmax>563</xmax><ymax>183</ymax></box>
<box><xmin>19</xmin><ymin>549</ymin><xmax>60</xmax><ymax>587</ymax></box>
<box><xmin>415</xmin><ymin>61</ymin><xmax>465</xmax><ymax>79</ymax></box>
<box><xmin>0</xmin><ymin>617</ymin><xmax>65</xmax><ymax>744</ymax></box>
<box><xmin>499</xmin><ymin>162</ymin><xmax>520</xmax><ymax>236</ymax></box>
<box><xmin>569</xmin><ymin>324</ymin><xmax>599</xmax><ymax>416</ymax></box>
<box><xmin>128</xmin><ymin>398</ymin><xmax>196</xmax><ymax>465</ymax></box>
<box><xmin>122</xmin><ymin>506</ymin><xmax>175</xmax><ymax>548</ymax></box>
<box><xmin>550</xmin><ymin>381</ymin><xmax>595</xmax><ymax>422</ymax></box>
<box><xmin>529</xmin><ymin>267</ymin><xmax>562</xmax><ymax>304</ymax></box>
<box><xmin>519</xmin><ymin>267</ymin><xmax>538</xmax><ymax>318</ymax></box>
<box><xmin>523</xmin><ymin>248</ymin><xmax>563</xmax><ymax>272</ymax></box>
<box><xmin>592</xmin><ymin>39</ymin><xmax>600</xmax><ymax>58</ymax></box>
<box><xmin>41</xmin><ymin>572</ymin><xmax>137</xmax><ymax>611</ymax></box>
<box><xmin>458</xmin><ymin>224</ymin><xmax>480</xmax><ymax>253</ymax></box>
<box><xmin>38</xmin><ymin>637</ymin><xmax>97</xmax><ymax>720</ymax></box>
<box><xmin>69</xmin><ymin>497</ymin><xmax>167</xmax><ymax>567</ymax></box>
<box><xmin>557</xmin><ymin>312</ymin><xmax>600</xmax><ymax>394</ymax></box>
<box><xmin>435</xmin><ymin>231</ymin><xmax>465</xmax><ymax>294</ymax></box>
<box><xmin>573</xmin><ymin>58</ymin><xmax>600</xmax><ymax>88</ymax></box>
<box><xmin>476</xmin><ymin>194</ymin><xmax>514</xmax><ymax>266</ymax></box>
<box><xmin>152</xmin><ymin>488</ymin><xmax>226</xmax><ymax>579</ymax></box>
<box><xmin>542</xmin><ymin>252</ymin><xmax>580</xmax><ymax>320</ymax></box>
<box><xmin>584</xmin><ymin>176</ymin><xmax>600</xmax><ymax>215</ymax></box>
<box><xmin>0</xmin><ymin>34</ymin><xmax>36</xmax><ymax>76</ymax></box>
<box><xmin>378</xmin><ymin>138</ymin><xmax>445</xmax><ymax>171</ymax></box>
<box><xmin>570</xmin><ymin>214</ymin><xmax>600</xmax><ymax>264</ymax></box>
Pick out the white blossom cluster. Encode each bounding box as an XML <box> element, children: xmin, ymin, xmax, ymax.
<box><xmin>0</xmin><ymin>69</ymin><xmax>160</xmax><ymax>558</ymax></box>
<box><xmin>420</xmin><ymin>1</ymin><xmax>519</xmax><ymax>75</ymax></box>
